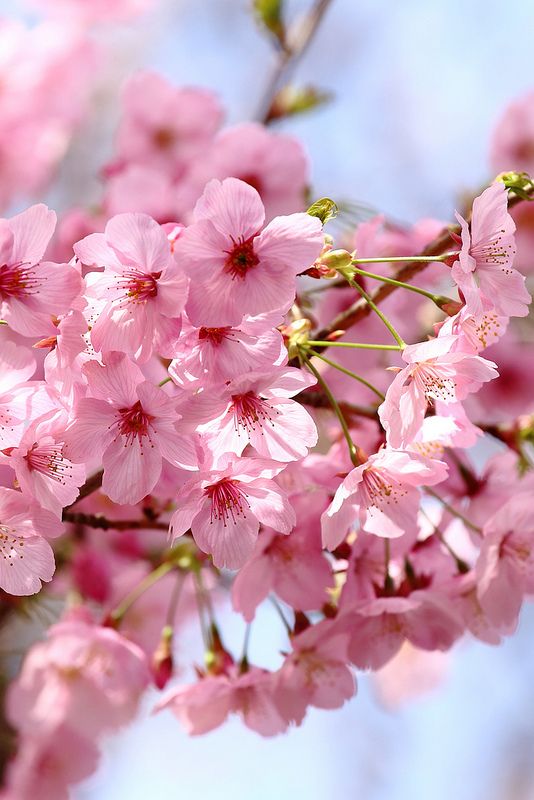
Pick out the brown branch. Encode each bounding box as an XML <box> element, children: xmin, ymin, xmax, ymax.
<box><xmin>62</xmin><ymin>511</ymin><xmax>168</xmax><ymax>531</ymax></box>
<box><xmin>257</xmin><ymin>0</ymin><xmax>335</xmax><ymax>123</ymax></box>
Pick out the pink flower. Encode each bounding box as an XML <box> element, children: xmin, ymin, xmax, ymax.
<box><xmin>168</xmin><ymin>316</ymin><xmax>284</xmax><ymax>388</ymax></box>
<box><xmin>202</xmin><ymin>367</ymin><xmax>317</xmax><ymax>462</ymax></box>
<box><xmin>7</xmin><ymin>410</ymin><xmax>86</xmax><ymax>518</ymax></box>
<box><xmin>343</xmin><ymin>591</ymin><xmax>464</xmax><ymax>670</ymax></box>
<box><xmin>0</xmin><ymin>488</ymin><xmax>56</xmax><ymax>596</ymax></box>
<box><xmin>112</xmin><ymin>72</ymin><xmax>223</xmax><ymax>176</ymax></box>
<box><xmin>179</xmin><ymin>122</ymin><xmax>309</xmax><ymax>220</ymax></box>
<box><xmin>490</xmin><ymin>90</ymin><xmax>534</xmax><ymax>176</ymax></box>
<box><xmin>452</xmin><ymin>182</ymin><xmax>531</xmax><ymax>319</ymax></box>
<box><xmin>378</xmin><ymin>335</ymin><xmax>498</xmax><ymax>449</ymax></box>
<box><xmin>174</xmin><ymin>178</ymin><xmax>324</xmax><ymax>327</ymax></box>
<box><xmin>63</xmin><ymin>353</ymin><xmax>198</xmax><ymax>505</ymax></box>
<box><xmin>321</xmin><ymin>448</ymin><xmax>448</xmax><ymax>550</ymax></box>
<box><xmin>7</xmin><ymin>612</ymin><xmax>151</xmax><ymax>738</ymax></box>
<box><xmin>75</xmin><ymin>213</ymin><xmax>188</xmax><ymax>362</ymax></box>
<box><xmin>30</xmin><ymin>0</ymin><xmax>153</xmax><ymax>23</ymax></box>
<box><xmin>156</xmin><ymin>666</ymin><xmax>287</xmax><ymax>737</ymax></box>
<box><xmin>232</xmin><ymin>523</ymin><xmax>334</xmax><ymax>621</ymax></box>
<box><xmin>2</xmin><ymin>724</ymin><xmax>100</xmax><ymax>800</ymax></box>
<box><xmin>476</xmin><ymin>492</ymin><xmax>534</xmax><ymax>632</ymax></box>
<box><xmin>0</xmin><ymin>338</ymin><xmax>36</xmax><ymax>449</ymax></box>
<box><xmin>273</xmin><ymin>619</ymin><xmax>356</xmax><ymax>726</ymax></box>
<box><xmin>169</xmin><ymin>454</ymin><xmax>295</xmax><ymax>569</ymax></box>
<box><xmin>0</xmin><ymin>204</ymin><xmax>81</xmax><ymax>336</ymax></box>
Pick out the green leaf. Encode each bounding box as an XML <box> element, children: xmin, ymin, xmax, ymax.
<box><xmin>253</xmin><ymin>0</ymin><xmax>285</xmax><ymax>46</ymax></box>
<box><xmin>307</xmin><ymin>197</ymin><xmax>338</xmax><ymax>225</ymax></box>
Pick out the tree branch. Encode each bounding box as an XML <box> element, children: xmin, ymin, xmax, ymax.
<box><xmin>62</xmin><ymin>511</ymin><xmax>168</xmax><ymax>531</ymax></box>
<box><xmin>256</xmin><ymin>0</ymin><xmax>335</xmax><ymax>123</ymax></box>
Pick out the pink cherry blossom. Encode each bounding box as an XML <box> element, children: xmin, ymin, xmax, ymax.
<box><xmin>169</xmin><ymin>454</ymin><xmax>295</xmax><ymax>569</ymax></box>
<box><xmin>179</xmin><ymin>122</ymin><xmax>309</xmax><ymax>220</ymax></box>
<box><xmin>452</xmin><ymin>182</ymin><xmax>531</xmax><ymax>319</ymax></box>
<box><xmin>476</xmin><ymin>492</ymin><xmax>534</xmax><ymax>633</ymax></box>
<box><xmin>232</xmin><ymin>522</ymin><xmax>333</xmax><ymax>621</ymax></box>
<box><xmin>174</xmin><ymin>177</ymin><xmax>324</xmax><ymax>326</ymax></box>
<box><xmin>156</xmin><ymin>666</ymin><xmax>286</xmax><ymax>737</ymax></box>
<box><xmin>0</xmin><ymin>204</ymin><xmax>81</xmax><ymax>336</ymax></box>
<box><xmin>2</xmin><ymin>724</ymin><xmax>100</xmax><ymax>800</ymax></box>
<box><xmin>0</xmin><ymin>337</ymin><xmax>36</xmax><ymax>449</ymax></box>
<box><xmin>7</xmin><ymin>612</ymin><xmax>151</xmax><ymax>738</ymax></box>
<box><xmin>63</xmin><ymin>353</ymin><xmax>198</xmax><ymax>505</ymax></box>
<box><xmin>343</xmin><ymin>591</ymin><xmax>464</xmax><ymax>670</ymax></box>
<box><xmin>0</xmin><ymin>488</ymin><xmax>56</xmax><ymax>596</ymax></box>
<box><xmin>201</xmin><ymin>367</ymin><xmax>318</xmax><ymax>462</ymax></box>
<box><xmin>490</xmin><ymin>90</ymin><xmax>534</xmax><ymax>176</ymax></box>
<box><xmin>112</xmin><ymin>72</ymin><xmax>223</xmax><ymax>177</ymax></box>
<box><xmin>6</xmin><ymin>410</ymin><xmax>86</xmax><ymax>517</ymax></box>
<box><xmin>321</xmin><ymin>448</ymin><xmax>448</xmax><ymax>550</ymax></box>
<box><xmin>30</xmin><ymin>0</ymin><xmax>153</xmax><ymax>23</ymax></box>
<box><xmin>378</xmin><ymin>334</ymin><xmax>498</xmax><ymax>449</ymax></box>
<box><xmin>273</xmin><ymin>619</ymin><xmax>356</xmax><ymax>726</ymax></box>
<box><xmin>168</xmin><ymin>316</ymin><xmax>284</xmax><ymax>388</ymax></box>
<box><xmin>75</xmin><ymin>213</ymin><xmax>188</xmax><ymax>362</ymax></box>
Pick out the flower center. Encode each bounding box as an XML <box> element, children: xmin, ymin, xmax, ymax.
<box><xmin>411</xmin><ymin>362</ymin><xmax>456</xmax><ymax>403</ymax></box>
<box><xmin>231</xmin><ymin>391</ymin><xmax>274</xmax><ymax>433</ymax></box>
<box><xmin>116</xmin><ymin>401</ymin><xmax>154</xmax><ymax>444</ymax></box>
<box><xmin>204</xmin><ymin>478</ymin><xmax>250</xmax><ymax>527</ymax></box>
<box><xmin>470</xmin><ymin>229</ymin><xmax>516</xmax><ymax>268</ymax></box>
<box><xmin>361</xmin><ymin>466</ymin><xmax>407</xmax><ymax>510</ymax></box>
<box><xmin>25</xmin><ymin>441</ymin><xmax>73</xmax><ymax>484</ymax></box>
<box><xmin>119</xmin><ymin>269</ymin><xmax>160</xmax><ymax>304</ymax></box>
<box><xmin>223</xmin><ymin>237</ymin><xmax>259</xmax><ymax>280</ymax></box>
<box><xmin>152</xmin><ymin>127</ymin><xmax>176</xmax><ymax>150</ymax></box>
<box><xmin>0</xmin><ymin>263</ymin><xmax>38</xmax><ymax>299</ymax></box>
<box><xmin>198</xmin><ymin>327</ymin><xmax>234</xmax><ymax>345</ymax></box>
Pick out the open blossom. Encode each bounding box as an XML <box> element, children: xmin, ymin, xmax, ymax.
<box><xmin>321</xmin><ymin>448</ymin><xmax>448</xmax><ymax>550</ymax></box>
<box><xmin>63</xmin><ymin>354</ymin><xmax>198</xmax><ymax>505</ymax></box>
<box><xmin>0</xmin><ymin>204</ymin><xmax>81</xmax><ymax>336</ymax></box>
<box><xmin>476</xmin><ymin>492</ymin><xmax>534</xmax><ymax>632</ymax></box>
<box><xmin>202</xmin><ymin>367</ymin><xmax>318</xmax><ymax>462</ymax></box>
<box><xmin>174</xmin><ymin>177</ymin><xmax>324</xmax><ymax>327</ymax></box>
<box><xmin>0</xmin><ymin>488</ymin><xmax>57</xmax><ymax>596</ymax></box>
<box><xmin>2</xmin><ymin>724</ymin><xmax>100</xmax><ymax>800</ymax></box>
<box><xmin>342</xmin><ymin>592</ymin><xmax>464</xmax><ymax>670</ymax></box>
<box><xmin>75</xmin><ymin>213</ymin><xmax>188</xmax><ymax>362</ymax></box>
<box><xmin>168</xmin><ymin>315</ymin><xmax>284</xmax><ymax>388</ymax></box>
<box><xmin>273</xmin><ymin>619</ymin><xmax>356</xmax><ymax>726</ymax></box>
<box><xmin>452</xmin><ymin>182</ymin><xmax>531</xmax><ymax>319</ymax></box>
<box><xmin>6</xmin><ymin>410</ymin><xmax>86</xmax><ymax>518</ymax></box>
<box><xmin>179</xmin><ymin>122</ymin><xmax>309</xmax><ymax>219</ymax></box>
<box><xmin>112</xmin><ymin>72</ymin><xmax>223</xmax><ymax>177</ymax></box>
<box><xmin>0</xmin><ymin>338</ymin><xmax>36</xmax><ymax>449</ymax></box>
<box><xmin>7</xmin><ymin>612</ymin><xmax>151</xmax><ymax>738</ymax></box>
<box><xmin>156</xmin><ymin>666</ymin><xmax>286</xmax><ymax>737</ymax></box>
<box><xmin>169</xmin><ymin>454</ymin><xmax>295</xmax><ymax>569</ymax></box>
<box><xmin>232</xmin><ymin>522</ymin><xmax>333</xmax><ymax>621</ymax></box>
<box><xmin>378</xmin><ymin>335</ymin><xmax>498</xmax><ymax>449</ymax></box>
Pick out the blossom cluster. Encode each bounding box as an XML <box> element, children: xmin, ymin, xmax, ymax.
<box><xmin>1</xmin><ymin>7</ymin><xmax>534</xmax><ymax>799</ymax></box>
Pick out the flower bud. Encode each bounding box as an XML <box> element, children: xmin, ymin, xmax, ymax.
<box><xmin>152</xmin><ymin>625</ymin><xmax>174</xmax><ymax>689</ymax></box>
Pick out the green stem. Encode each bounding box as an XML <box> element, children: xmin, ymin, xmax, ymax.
<box><xmin>425</xmin><ymin>488</ymin><xmax>482</xmax><ymax>534</ymax></box>
<box><xmin>352</xmin><ymin>253</ymin><xmax>458</xmax><ymax>265</ymax></box>
<box><xmin>270</xmin><ymin>597</ymin><xmax>292</xmax><ymax>635</ymax></box>
<box><xmin>350</xmin><ymin>267</ymin><xmax>450</xmax><ymax>304</ymax></box>
<box><xmin>158</xmin><ymin>376</ymin><xmax>172</xmax><ymax>387</ymax></box>
<box><xmin>110</xmin><ymin>561</ymin><xmax>175</xmax><ymax>622</ymax></box>
<box><xmin>165</xmin><ymin>573</ymin><xmax>185</xmax><ymax>628</ymax></box>
<box><xmin>343</xmin><ymin>275</ymin><xmax>405</xmax><ymax>348</ymax></box>
<box><xmin>303</xmin><ymin>354</ymin><xmax>361</xmax><ymax>466</ymax></box>
<box><xmin>307</xmin><ymin>340</ymin><xmax>402</xmax><ymax>351</ymax></box>
<box><xmin>308</xmin><ymin>348</ymin><xmax>385</xmax><ymax>401</ymax></box>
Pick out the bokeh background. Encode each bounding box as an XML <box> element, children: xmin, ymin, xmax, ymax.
<box><xmin>3</xmin><ymin>0</ymin><xmax>534</xmax><ymax>797</ymax></box>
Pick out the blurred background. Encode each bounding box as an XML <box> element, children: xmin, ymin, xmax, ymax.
<box><xmin>3</xmin><ymin>0</ymin><xmax>534</xmax><ymax>797</ymax></box>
